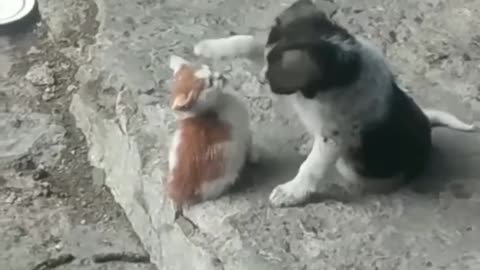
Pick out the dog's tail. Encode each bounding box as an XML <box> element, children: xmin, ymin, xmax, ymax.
<box><xmin>423</xmin><ymin>109</ymin><xmax>476</xmax><ymax>131</ymax></box>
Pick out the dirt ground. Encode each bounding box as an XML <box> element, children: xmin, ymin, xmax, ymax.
<box><xmin>0</xmin><ymin>2</ymin><xmax>156</xmax><ymax>270</ymax></box>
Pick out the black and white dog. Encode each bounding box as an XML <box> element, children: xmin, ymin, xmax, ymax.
<box><xmin>193</xmin><ymin>0</ymin><xmax>476</xmax><ymax>207</ymax></box>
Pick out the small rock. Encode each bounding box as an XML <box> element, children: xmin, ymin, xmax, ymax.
<box><xmin>212</xmin><ymin>257</ymin><xmax>223</xmax><ymax>267</ymax></box>
<box><xmin>80</xmin><ymin>219</ymin><xmax>86</xmax><ymax>225</ymax></box>
<box><xmin>12</xmin><ymin>118</ymin><xmax>22</xmax><ymax>128</ymax></box>
<box><xmin>40</xmin><ymin>181</ymin><xmax>50</xmax><ymax>188</ymax></box>
<box><xmin>5</xmin><ymin>192</ymin><xmax>17</xmax><ymax>204</ymax></box>
<box><xmin>253</xmin><ymin>97</ymin><xmax>273</xmax><ymax>110</ymax></box>
<box><xmin>414</xmin><ymin>16</ymin><xmax>423</xmax><ymax>24</ymax></box>
<box><xmin>81</xmin><ymin>201</ymin><xmax>88</xmax><ymax>207</ymax></box>
<box><xmin>67</xmin><ymin>85</ymin><xmax>77</xmax><ymax>93</ymax></box>
<box><xmin>38</xmin><ymin>182</ymin><xmax>52</xmax><ymax>197</ymax></box>
<box><xmin>33</xmin><ymin>189</ymin><xmax>43</xmax><ymax>198</ymax></box>
<box><xmin>13</xmin><ymin>157</ymin><xmax>36</xmax><ymax>171</ymax></box>
<box><xmin>42</xmin><ymin>90</ymin><xmax>56</xmax><ymax>101</ymax></box>
<box><xmin>27</xmin><ymin>46</ymin><xmax>41</xmax><ymax>54</ymax></box>
<box><xmin>25</xmin><ymin>63</ymin><xmax>55</xmax><ymax>86</ymax></box>
<box><xmin>388</xmin><ymin>30</ymin><xmax>397</xmax><ymax>43</ymax></box>
<box><xmin>33</xmin><ymin>169</ymin><xmax>49</xmax><ymax>181</ymax></box>
<box><xmin>42</xmin><ymin>189</ymin><xmax>52</xmax><ymax>197</ymax></box>
<box><xmin>55</xmin><ymin>242</ymin><xmax>63</xmax><ymax>251</ymax></box>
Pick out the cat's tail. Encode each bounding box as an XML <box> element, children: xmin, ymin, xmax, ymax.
<box><xmin>167</xmin><ymin>180</ymin><xmax>199</xmax><ymax>229</ymax></box>
<box><xmin>423</xmin><ymin>109</ymin><xmax>476</xmax><ymax>131</ymax></box>
<box><xmin>193</xmin><ymin>35</ymin><xmax>263</xmax><ymax>59</ymax></box>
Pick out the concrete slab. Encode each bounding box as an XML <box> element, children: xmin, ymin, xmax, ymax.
<box><xmin>0</xmin><ymin>0</ymin><xmax>157</xmax><ymax>269</ymax></box>
<box><xmin>70</xmin><ymin>0</ymin><xmax>480</xmax><ymax>269</ymax></box>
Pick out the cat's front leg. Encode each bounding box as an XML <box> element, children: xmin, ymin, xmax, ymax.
<box><xmin>269</xmin><ymin>136</ymin><xmax>340</xmax><ymax>207</ymax></box>
<box><xmin>194</xmin><ymin>35</ymin><xmax>263</xmax><ymax>60</ymax></box>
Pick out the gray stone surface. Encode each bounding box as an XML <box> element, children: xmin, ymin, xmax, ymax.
<box><xmin>69</xmin><ymin>0</ymin><xmax>480</xmax><ymax>269</ymax></box>
<box><xmin>0</xmin><ymin>111</ymin><xmax>65</xmax><ymax>169</ymax></box>
<box><xmin>0</xmin><ymin>0</ymin><xmax>157</xmax><ymax>269</ymax></box>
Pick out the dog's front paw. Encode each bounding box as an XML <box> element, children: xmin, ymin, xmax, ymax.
<box><xmin>193</xmin><ymin>39</ymin><xmax>219</xmax><ymax>59</ymax></box>
<box><xmin>269</xmin><ymin>178</ymin><xmax>315</xmax><ymax>207</ymax></box>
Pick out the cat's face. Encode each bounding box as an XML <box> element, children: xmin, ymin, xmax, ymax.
<box><xmin>169</xmin><ymin>55</ymin><xmax>226</xmax><ymax>113</ymax></box>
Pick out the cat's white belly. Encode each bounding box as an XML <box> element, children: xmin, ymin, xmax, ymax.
<box><xmin>200</xmin><ymin>92</ymin><xmax>251</xmax><ymax>199</ymax></box>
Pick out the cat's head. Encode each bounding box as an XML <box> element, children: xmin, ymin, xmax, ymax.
<box><xmin>168</xmin><ymin>55</ymin><xmax>226</xmax><ymax>113</ymax></box>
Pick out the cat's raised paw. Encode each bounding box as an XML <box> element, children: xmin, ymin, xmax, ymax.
<box><xmin>194</xmin><ymin>35</ymin><xmax>256</xmax><ymax>59</ymax></box>
<box><xmin>193</xmin><ymin>39</ymin><xmax>218</xmax><ymax>59</ymax></box>
<box><xmin>269</xmin><ymin>178</ymin><xmax>315</xmax><ymax>207</ymax></box>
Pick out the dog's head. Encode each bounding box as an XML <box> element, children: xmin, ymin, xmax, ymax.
<box><xmin>262</xmin><ymin>0</ymin><xmax>361</xmax><ymax>98</ymax></box>
<box><xmin>168</xmin><ymin>55</ymin><xmax>226</xmax><ymax>113</ymax></box>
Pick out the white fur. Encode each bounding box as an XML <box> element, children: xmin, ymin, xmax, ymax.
<box><xmin>423</xmin><ymin>109</ymin><xmax>475</xmax><ymax>131</ymax></box>
<box><xmin>171</xmin><ymin>92</ymin><xmax>257</xmax><ymax>200</ymax></box>
<box><xmin>193</xmin><ymin>34</ymin><xmax>476</xmax><ymax>207</ymax></box>
<box><xmin>200</xmin><ymin>91</ymin><xmax>257</xmax><ymax>199</ymax></box>
<box><xmin>169</xmin><ymin>55</ymin><xmax>189</xmax><ymax>73</ymax></box>
<box><xmin>194</xmin><ymin>64</ymin><xmax>212</xmax><ymax>79</ymax></box>
<box><xmin>168</xmin><ymin>55</ymin><xmax>258</xmax><ymax>201</ymax></box>
<box><xmin>194</xmin><ymin>35</ymin><xmax>261</xmax><ymax>59</ymax></box>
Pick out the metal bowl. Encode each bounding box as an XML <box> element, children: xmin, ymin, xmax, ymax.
<box><xmin>0</xmin><ymin>0</ymin><xmax>37</xmax><ymax>26</ymax></box>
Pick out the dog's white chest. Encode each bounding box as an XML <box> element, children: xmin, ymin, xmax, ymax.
<box><xmin>289</xmin><ymin>93</ymin><xmax>357</xmax><ymax>140</ymax></box>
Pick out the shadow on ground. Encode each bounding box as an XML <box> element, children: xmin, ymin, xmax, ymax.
<box><xmin>412</xmin><ymin>129</ymin><xmax>480</xmax><ymax>198</ymax></box>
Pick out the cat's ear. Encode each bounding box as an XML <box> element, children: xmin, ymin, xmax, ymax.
<box><xmin>169</xmin><ymin>55</ymin><xmax>189</xmax><ymax>74</ymax></box>
<box><xmin>266</xmin><ymin>49</ymin><xmax>320</xmax><ymax>94</ymax></box>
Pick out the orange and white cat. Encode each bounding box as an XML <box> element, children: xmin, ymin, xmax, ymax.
<box><xmin>167</xmin><ymin>55</ymin><xmax>258</xmax><ymax>220</ymax></box>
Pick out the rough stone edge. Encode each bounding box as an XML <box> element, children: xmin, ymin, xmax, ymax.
<box><xmin>69</xmin><ymin>82</ymin><xmax>283</xmax><ymax>270</ymax></box>
<box><xmin>69</xmin><ymin>87</ymin><xmax>228</xmax><ymax>269</ymax></box>
<box><xmin>66</xmin><ymin>0</ymin><xmax>296</xmax><ymax>267</ymax></box>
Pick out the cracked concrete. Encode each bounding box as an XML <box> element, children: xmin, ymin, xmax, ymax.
<box><xmin>50</xmin><ymin>0</ymin><xmax>480</xmax><ymax>269</ymax></box>
<box><xmin>1</xmin><ymin>0</ymin><xmax>157</xmax><ymax>269</ymax></box>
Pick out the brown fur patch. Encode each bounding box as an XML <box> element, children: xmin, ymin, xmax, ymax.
<box><xmin>171</xmin><ymin>65</ymin><xmax>206</xmax><ymax>111</ymax></box>
<box><xmin>167</xmin><ymin>112</ymin><xmax>231</xmax><ymax>209</ymax></box>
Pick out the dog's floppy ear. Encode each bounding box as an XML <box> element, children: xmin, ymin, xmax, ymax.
<box><xmin>169</xmin><ymin>55</ymin><xmax>189</xmax><ymax>74</ymax></box>
<box><xmin>266</xmin><ymin>48</ymin><xmax>321</xmax><ymax>94</ymax></box>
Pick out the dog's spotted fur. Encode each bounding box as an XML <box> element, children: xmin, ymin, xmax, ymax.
<box><xmin>193</xmin><ymin>0</ymin><xmax>475</xmax><ymax>207</ymax></box>
<box><xmin>167</xmin><ymin>55</ymin><xmax>258</xmax><ymax>218</ymax></box>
